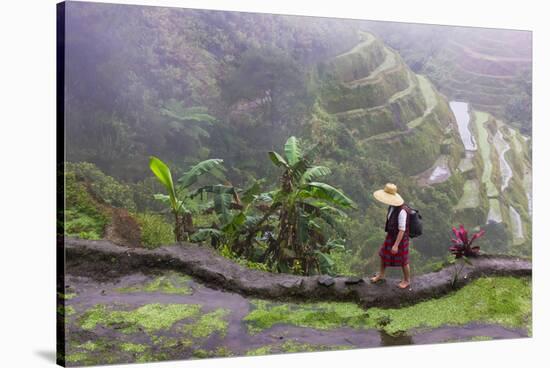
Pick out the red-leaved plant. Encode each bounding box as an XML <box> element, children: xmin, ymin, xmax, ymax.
<box><xmin>449</xmin><ymin>224</ymin><xmax>485</xmax><ymax>258</ymax></box>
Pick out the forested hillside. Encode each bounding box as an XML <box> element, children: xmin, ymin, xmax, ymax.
<box><xmin>63</xmin><ymin>2</ymin><xmax>532</xmax><ymax>276</ymax></box>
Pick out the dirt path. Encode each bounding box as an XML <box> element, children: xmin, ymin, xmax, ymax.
<box><xmin>64</xmin><ymin>238</ymin><xmax>531</xmax><ymax>309</ymax></box>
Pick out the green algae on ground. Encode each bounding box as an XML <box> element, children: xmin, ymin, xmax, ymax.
<box><xmin>244</xmin><ymin>277</ymin><xmax>531</xmax><ymax>336</ymax></box>
<box><xmin>470</xmin><ymin>335</ymin><xmax>493</xmax><ymax>341</ymax></box>
<box><xmin>116</xmin><ymin>272</ymin><xmax>193</xmax><ymax>295</ymax></box>
<box><xmin>150</xmin><ymin>335</ymin><xmax>193</xmax><ymax>349</ymax></box>
<box><xmin>65</xmin><ymin>352</ymin><xmax>89</xmax><ymax>364</ymax></box>
<box><xmin>79</xmin><ymin>303</ymin><xmax>201</xmax><ymax>333</ymax></box>
<box><xmin>192</xmin><ymin>347</ymin><xmax>233</xmax><ymax>359</ymax></box>
<box><xmin>246</xmin><ymin>345</ymin><xmax>274</xmax><ymax>356</ymax></box>
<box><xmin>183</xmin><ymin>308</ymin><xmax>230</xmax><ymax>338</ymax></box>
<box><xmin>245</xmin><ymin>341</ymin><xmax>351</xmax><ymax>356</ymax></box>
<box><xmin>120</xmin><ymin>342</ymin><xmax>148</xmax><ymax>353</ymax></box>
<box><xmin>58</xmin><ymin>291</ymin><xmax>77</xmax><ymax>300</ymax></box>
<box><xmin>244</xmin><ymin>300</ymin><xmax>370</xmax><ymax>334</ymax></box>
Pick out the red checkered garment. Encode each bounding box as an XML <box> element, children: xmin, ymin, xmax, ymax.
<box><xmin>378</xmin><ymin>231</ymin><xmax>409</xmax><ymax>267</ymax></box>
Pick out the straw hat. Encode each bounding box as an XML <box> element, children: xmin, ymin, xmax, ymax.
<box><xmin>373</xmin><ymin>183</ymin><xmax>404</xmax><ymax>206</ymax></box>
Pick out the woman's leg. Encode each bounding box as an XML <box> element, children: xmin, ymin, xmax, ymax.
<box><xmin>398</xmin><ymin>264</ymin><xmax>411</xmax><ymax>288</ymax></box>
<box><xmin>370</xmin><ymin>258</ymin><xmax>386</xmax><ymax>282</ymax></box>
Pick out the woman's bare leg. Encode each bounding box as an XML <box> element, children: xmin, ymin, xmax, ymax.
<box><xmin>398</xmin><ymin>264</ymin><xmax>411</xmax><ymax>288</ymax></box>
<box><xmin>370</xmin><ymin>259</ymin><xmax>386</xmax><ymax>282</ymax></box>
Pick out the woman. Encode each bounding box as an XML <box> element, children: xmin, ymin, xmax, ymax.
<box><xmin>370</xmin><ymin>183</ymin><xmax>411</xmax><ymax>289</ymax></box>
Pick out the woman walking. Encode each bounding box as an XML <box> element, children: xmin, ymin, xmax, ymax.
<box><xmin>370</xmin><ymin>183</ymin><xmax>411</xmax><ymax>289</ymax></box>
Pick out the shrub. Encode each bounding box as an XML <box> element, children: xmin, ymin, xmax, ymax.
<box><xmin>65</xmin><ymin>162</ymin><xmax>136</xmax><ymax>211</ymax></box>
<box><xmin>64</xmin><ymin>172</ymin><xmax>108</xmax><ymax>239</ymax></box>
<box><xmin>134</xmin><ymin>213</ymin><xmax>175</xmax><ymax>248</ymax></box>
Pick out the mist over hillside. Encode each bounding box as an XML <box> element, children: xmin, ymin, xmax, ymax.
<box><xmin>63</xmin><ymin>2</ymin><xmax>532</xmax><ymax>275</ymax></box>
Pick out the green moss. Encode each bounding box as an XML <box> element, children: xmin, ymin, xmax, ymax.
<box><xmin>471</xmin><ymin>335</ymin><xmax>493</xmax><ymax>341</ymax></box>
<box><xmin>66</xmin><ymin>306</ymin><xmax>76</xmax><ymax>316</ymax></box>
<box><xmin>135</xmin><ymin>351</ymin><xmax>168</xmax><ymax>363</ymax></box>
<box><xmin>65</xmin><ymin>352</ymin><xmax>88</xmax><ymax>363</ymax></box>
<box><xmin>58</xmin><ymin>305</ymin><xmax>76</xmax><ymax>316</ymax></box>
<box><xmin>246</xmin><ymin>345</ymin><xmax>274</xmax><ymax>356</ymax></box>
<box><xmin>116</xmin><ymin>272</ymin><xmax>193</xmax><ymax>295</ymax></box>
<box><xmin>58</xmin><ymin>292</ymin><xmax>77</xmax><ymax>300</ymax></box>
<box><xmin>79</xmin><ymin>303</ymin><xmax>201</xmax><ymax>333</ymax></box>
<box><xmin>76</xmin><ymin>340</ymin><xmax>101</xmax><ymax>351</ymax></box>
<box><xmin>244</xmin><ymin>277</ymin><xmax>531</xmax><ymax>336</ymax></box>
<box><xmin>192</xmin><ymin>347</ymin><xmax>233</xmax><ymax>359</ymax></box>
<box><xmin>280</xmin><ymin>340</ymin><xmax>351</xmax><ymax>353</ymax></box>
<box><xmin>150</xmin><ymin>335</ymin><xmax>193</xmax><ymax>349</ymax></box>
<box><xmin>120</xmin><ymin>342</ymin><xmax>148</xmax><ymax>353</ymax></box>
<box><xmin>184</xmin><ymin>308</ymin><xmax>230</xmax><ymax>338</ymax></box>
<box><xmin>244</xmin><ymin>300</ymin><xmax>370</xmax><ymax>334</ymax></box>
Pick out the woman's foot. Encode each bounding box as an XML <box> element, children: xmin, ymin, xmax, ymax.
<box><xmin>397</xmin><ymin>280</ymin><xmax>410</xmax><ymax>289</ymax></box>
<box><xmin>370</xmin><ymin>274</ymin><xmax>385</xmax><ymax>283</ymax></box>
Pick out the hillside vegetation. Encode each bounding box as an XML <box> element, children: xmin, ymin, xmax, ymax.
<box><xmin>63</xmin><ymin>2</ymin><xmax>532</xmax><ymax>277</ymax></box>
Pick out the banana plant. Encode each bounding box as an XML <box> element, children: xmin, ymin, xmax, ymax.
<box><xmin>149</xmin><ymin>156</ymin><xmax>226</xmax><ymax>242</ymax></box>
<box><xmin>264</xmin><ymin>136</ymin><xmax>357</xmax><ymax>275</ymax></box>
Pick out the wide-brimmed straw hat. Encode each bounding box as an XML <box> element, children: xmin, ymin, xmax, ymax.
<box><xmin>373</xmin><ymin>183</ymin><xmax>404</xmax><ymax>206</ymax></box>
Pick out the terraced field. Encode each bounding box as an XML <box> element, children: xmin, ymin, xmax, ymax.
<box><xmin>422</xmin><ymin>28</ymin><xmax>531</xmax><ymax>120</ymax></box>
<box><xmin>472</xmin><ymin>111</ymin><xmax>498</xmax><ymax>197</ymax></box>
<box><xmin>455</xmin><ymin>179</ymin><xmax>480</xmax><ymax>210</ymax></box>
<box><xmin>487</xmin><ymin>198</ymin><xmax>503</xmax><ymax>223</ymax></box>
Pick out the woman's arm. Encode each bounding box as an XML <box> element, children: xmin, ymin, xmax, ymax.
<box><xmin>391</xmin><ymin>230</ymin><xmax>405</xmax><ymax>254</ymax></box>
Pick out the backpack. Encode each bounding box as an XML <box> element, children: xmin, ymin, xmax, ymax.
<box><xmin>405</xmin><ymin>205</ymin><xmax>423</xmax><ymax>238</ymax></box>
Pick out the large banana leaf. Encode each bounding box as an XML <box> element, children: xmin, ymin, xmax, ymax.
<box><xmin>301</xmin><ymin>182</ymin><xmax>357</xmax><ymax>209</ymax></box>
<box><xmin>284</xmin><ymin>136</ymin><xmax>301</xmax><ymax>166</ymax></box>
<box><xmin>240</xmin><ymin>179</ymin><xmax>265</xmax><ymax>205</ymax></box>
<box><xmin>268</xmin><ymin>151</ymin><xmax>288</xmax><ymax>168</ymax></box>
<box><xmin>178</xmin><ymin>159</ymin><xmax>225</xmax><ymax>189</ymax></box>
<box><xmin>315</xmin><ymin>250</ymin><xmax>335</xmax><ymax>274</ymax></box>
<box><xmin>301</xmin><ymin>166</ymin><xmax>332</xmax><ymax>183</ymax></box>
<box><xmin>296</xmin><ymin>210</ymin><xmax>309</xmax><ymax>245</ymax></box>
<box><xmin>214</xmin><ymin>193</ymin><xmax>234</xmax><ymax>224</ymax></box>
<box><xmin>190</xmin><ymin>228</ymin><xmax>223</xmax><ymax>242</ymax></box>
<box><xmin>149</xmin><ymin>156</ymin><xmax>178</xmax><ymax>211</ymax></box>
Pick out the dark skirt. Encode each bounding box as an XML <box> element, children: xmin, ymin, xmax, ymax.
<box><xmin>378</xmin><ymin>232</ymin><xmax>409</xmax><ymax>267</ymax></box>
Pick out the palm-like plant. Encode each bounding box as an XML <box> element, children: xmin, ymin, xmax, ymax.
<box><xmin>448</xmin><ymin>224</ymin><xmax>485</xmax><ymax>288</ymax></box>
<box><xmin>149</xmin><ymin>156</ymin><xmax>227</xmax><ymax>242</ymax></box>
<box><xmin>264</xmin><ymin>136</ymin><xmax>357</xmax><ymax>274</ymax></box>
<box><xmin>449</xmin><ymin>224</ymin><xmax>485</xmax><ymax>258</ymax></box>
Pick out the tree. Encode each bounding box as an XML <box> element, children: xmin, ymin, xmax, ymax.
<box><xmin>263</xmin><ymin>136</ymin><xmax>357</xmax><ymax>274</ymax></box>
<box><xmin>149</xmin><ymin>156</ymin><xmax>226</xmax><ymax>242</ymax></box>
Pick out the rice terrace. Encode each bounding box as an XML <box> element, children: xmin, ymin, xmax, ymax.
<box><xmin>58</xmin><ymin>2</ymin><xmax>532</xmax><ymax>366</ymax></box>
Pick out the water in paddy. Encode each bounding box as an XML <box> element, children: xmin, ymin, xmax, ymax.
<box><xmin>494</xmin><ymin>129</ymin><xmax>513</xmax><ymax>191</ymax></box>
<box><xmin>450</xmin><ymin>101</ymin><xmax>477</xmax><ymax>151</ymax></box>
<box><xmin>62</xmin><ymin>270</ymin><xmax>527</xmax><ymax>365</ymax></box>
<box><xmin>509</xmin><ymin>206</ymin><xmax>525</xmax><ymax>241</ymax></box>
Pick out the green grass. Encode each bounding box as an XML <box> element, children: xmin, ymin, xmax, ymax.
<box><xmin>134</xmin><ymin>212</ymin><xmax>175</xmax><ymax>248</ymax></box>
<box><xmin>243</xmin><ymin>277</ymin><xmax>531</xmax><ymax>336</ymax></box>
